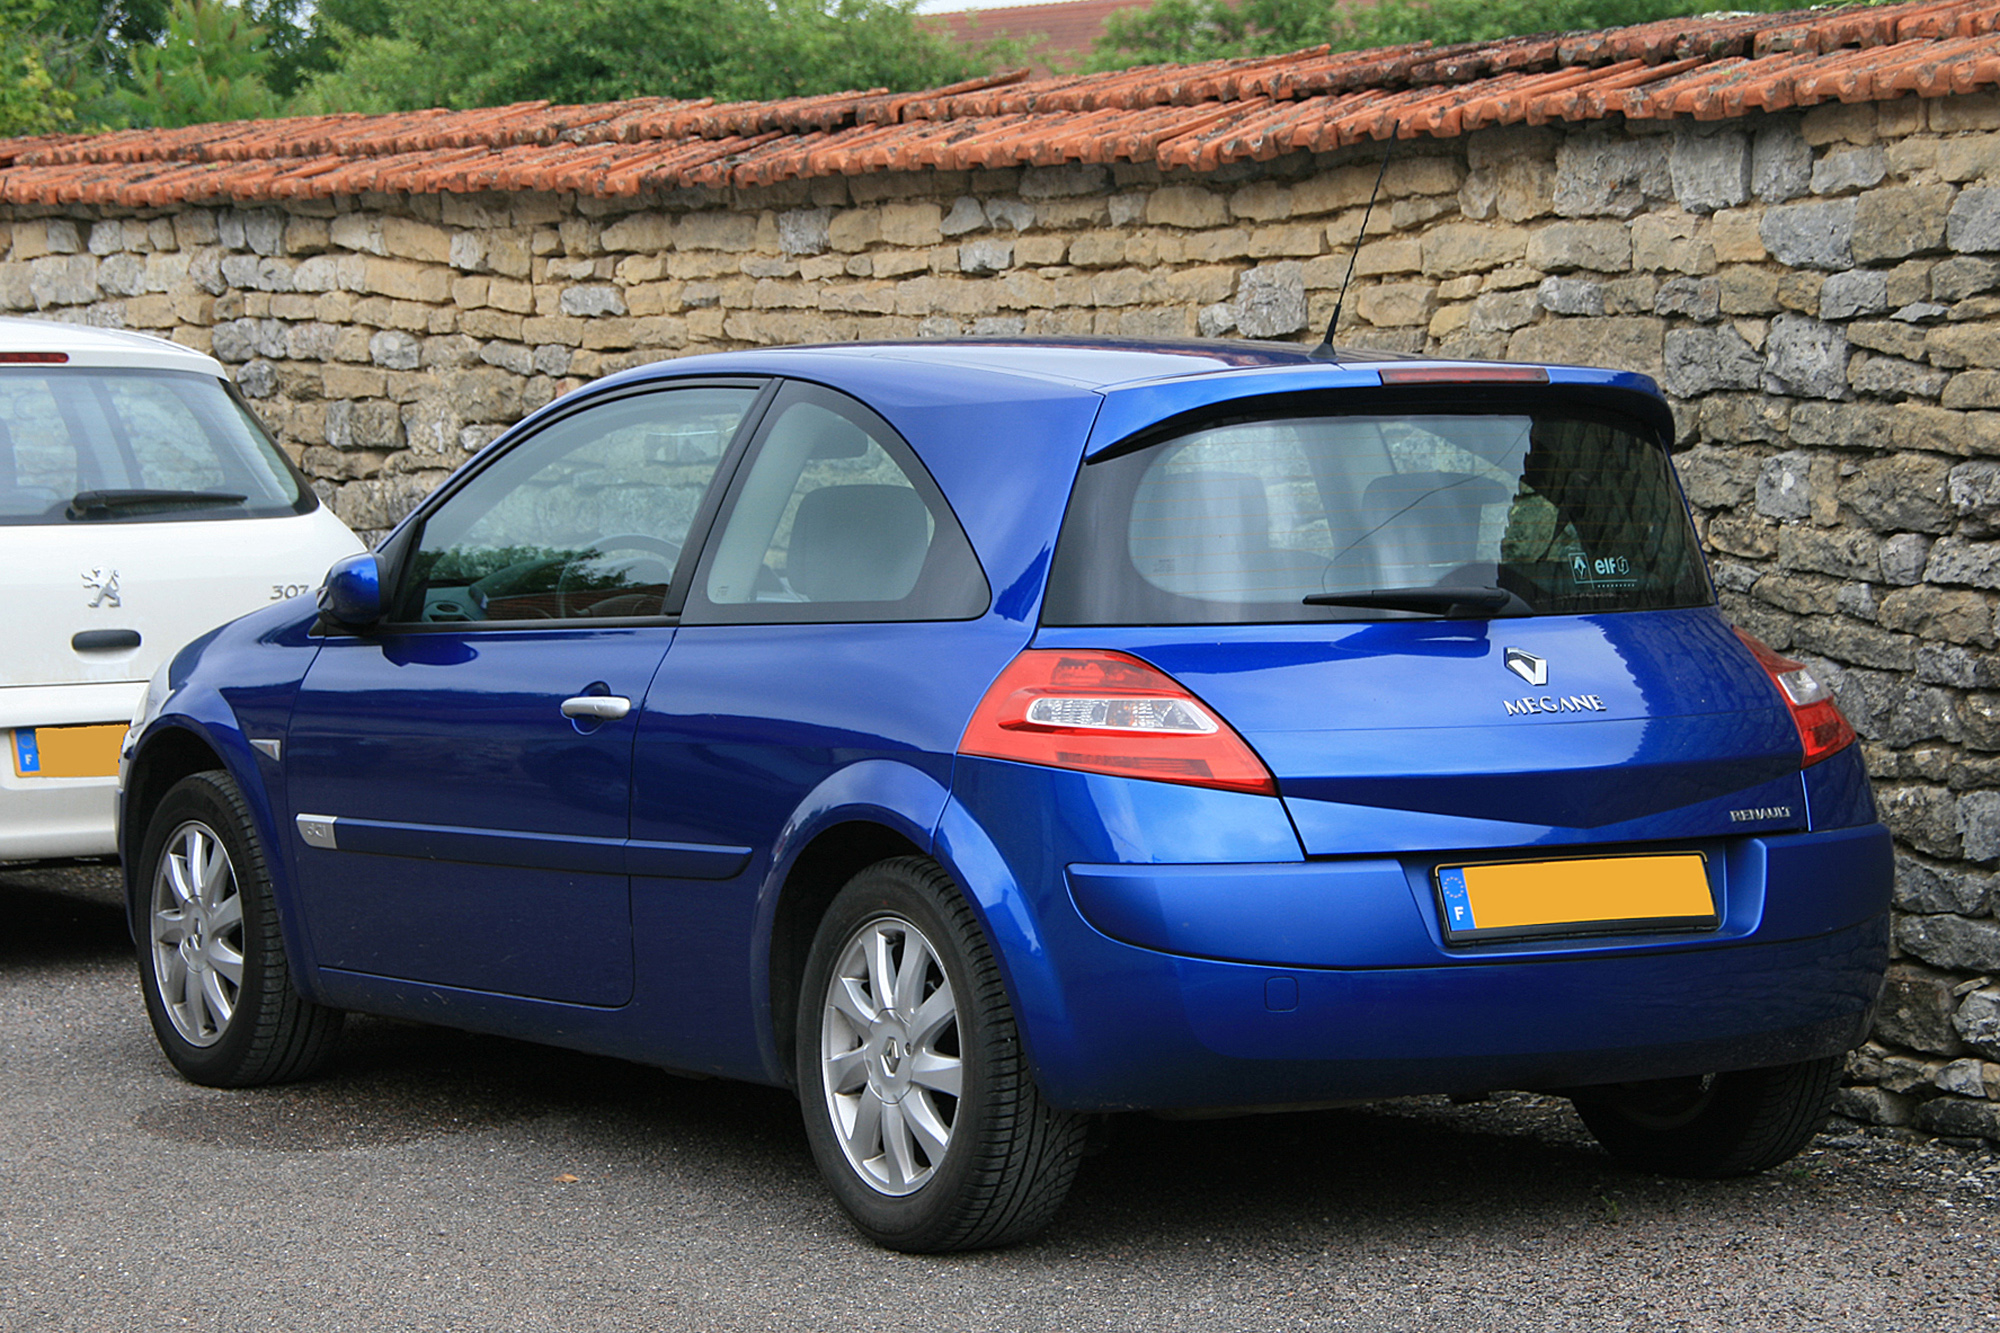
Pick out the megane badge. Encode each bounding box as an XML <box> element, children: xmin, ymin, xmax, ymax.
<box><xmin>1504</xmin><ymin>647</ymin><xmax>1547</xmax><ymax>687</ymax></box>
<box><xmin>82</xmin><ymin>567</ymin><xmax>121</xmax><ymax>609</ymax></box>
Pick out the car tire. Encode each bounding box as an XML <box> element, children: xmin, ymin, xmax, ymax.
<box><xmin>1570</xmin><ymin>1056</ymin><xmax>1843</xmax><ymax>1178</ymax></box>
<box><xmin>136</xmin><ymin>770</ymin><xmax>343</xmax><ymax>1087</ymax></box>
<box><xmin>796</xmin><ymin>856</ymin><xmax>1087</xmax><ymax>1253</ymax></box>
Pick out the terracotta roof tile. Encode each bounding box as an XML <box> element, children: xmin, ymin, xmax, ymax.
<box><xmin>3</xmin><ymin>0</ymin><xmax>1993</xmax><ymax>206</ymax></box>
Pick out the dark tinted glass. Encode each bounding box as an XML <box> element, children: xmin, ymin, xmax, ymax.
<box><xmin>1044</xmin><ymin>404</ymin><xmax>1711</xmax><ymax>625</ymax></box>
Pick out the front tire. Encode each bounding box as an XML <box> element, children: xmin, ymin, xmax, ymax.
<box><xmin>1571</xmin><ymin>1056</ymin><xmax>1842</xmax><ymax>1177</ymax></box>
<box><xmin>796</xmin><ymin>857</ymin><xmax>1086</xmax><ymax>1252</ymax></box>
<box><xmin>136</xmin><ymin>771</ymin><xmax>342</xmax><ymax>1087</ymax></box>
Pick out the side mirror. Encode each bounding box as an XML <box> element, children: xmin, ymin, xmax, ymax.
<box><xmin>318</xmin><ymin>552</ymin><xmax>384</xmax><ymax>628</ymax></box>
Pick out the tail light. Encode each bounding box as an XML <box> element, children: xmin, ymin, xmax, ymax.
<box><xmin>1734</xmin><ymin>629</ymin><xmax>1856</xmax><ymax>767</ymax></box>
<box><xmin>958</xmin><ymin>650</ymin><xmax>1277</xmax><ymax>796</ymax></box>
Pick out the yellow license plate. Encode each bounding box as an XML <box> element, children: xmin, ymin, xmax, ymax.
<box><xmin>1435</xmin><ymin>853</ymin><xmax>1716</xmax><ymax>942</ymax></box>
<box><xmin>12</xmin><ymin>724</ymin><xmax>127</xmax><ymax>779</ymax></box>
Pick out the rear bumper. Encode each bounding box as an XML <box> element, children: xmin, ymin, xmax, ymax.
<box><xmin>1020</xmin><ymin>914</ymin><xmax>1886</xmax><ymax>1110</ymax></box>
<box><xmin>941</xmin><ymin>764</ymin><xmax>1894</xmax><ymax>1111</ymax></box>
<box><xmin>1</xmin><ymin>688</ymin><xmax>137</xmax><ymax>860</ymax></box>
<box><xmin>0</xmin><ymin>772</ymin><xmax>118</xmax><ymax>859</ymax></box>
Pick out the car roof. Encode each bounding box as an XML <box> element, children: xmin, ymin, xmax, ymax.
<box><xmin>0</xmin><ymin>315</ymin><xmax>228</xmax><ymax>375</ymax></box>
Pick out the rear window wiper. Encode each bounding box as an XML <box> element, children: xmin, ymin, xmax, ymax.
<box><xmin>1303</xmin><ymin>586</ymin><xmax>1527</xmax><ymax>617</ymax></box>
<box><xmin>67</xmin><ymin>489</ymin><xmax>248</xmax><ymax>519</ymax></box>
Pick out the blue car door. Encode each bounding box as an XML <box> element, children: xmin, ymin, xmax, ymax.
<box><xmin>282</xmin><ymin>383</ymin><xmax>764</xmax><ymax>1006</ymax></box>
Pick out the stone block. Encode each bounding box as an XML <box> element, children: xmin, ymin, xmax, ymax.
<box><xmin>358</xmin><ymin>258</ymin><xmax>449</xmax><ymax>304</ymax></box>
<box><xmin>1963</xmin><ymin>789</ymin><xmax>2000</xmax><ymax>861</ymax></box>
<box><xmin>560</xmin><ymin>285</ymin><xmax>628</xmax><ymax>318</ymax></box>
<box><xmin>1847</xmin><ymin>318</ymin><xmax>1929</xmax><ymax>361</ymax></box>
<box><xmin>1669</xmin><ymin>127</ymin><xmax>1750</xmax><ymax>213</ymax></box>
<box><xmin>1853</xmin><ymin>184</ymin><xmax>1956</xmax><ymax>265</ymax></box>
<box><xmin>1714</xmin><ymin>265</ymin><xmax>1778</xmax><ymax>315</ymax></box>
<box><xmin>1230</xmin><ymin>181</ymin><xmax>1291</xmax><ymax>221</ymax></box>
<box><xmin>1664</xmin><ymin>325</ymin><xmax>1763</xmax><ymax>396</ymax></box>
<box><xmin>1878</xmin><ymin>783</ymin><xmax>1962</xmax><ymax>856</ymax></box>
<box><xmin>1935</xmin><ymin>256</ymin><xmax>2000</xmax><ymax>302</ymax></box>
<box><xmin>1956</xmin><ymin>986</ymin><xmax>2000</xmax><ymax>1060</ymax></box>
<box><xmin>600</xmin><ymin>213</ymin><xmax>671</xmax><ymax>252</ymax></box>
<box><xmin>1948</xmin><ymin>188</ymin><xmax>2000</xmax><ymax>253</ymax></box>
<box><xmin>1878</xmin><ymin>586</ymin><xmax>1993</xmax><ymax>648</ymax></box>
<box><xmin>1537</xmin><ymin>276</ymin><xmax>1604</xmax><ymax>316</ymax></box>
<box><xmin>1928</xmin><ymin>321</ymin><xmax>2000</xmax><ymax>369</ymax></box>
<box><xmin>1148</xmin><ymin>186</ymin><xmax>1229</xmax><ymax>229</ymax></box>
<box><xmin>939</xmin><ymin>198</ymin><xmax>985</xmax><ymax>238</ymax></box>
<box><xmin>1821</xmin><ymin>270</ymin><xmax>1889</xmax><ymax>320</ymax></box>
<box><xmin>879</xmin><ymin>202</ymin><xmax>942</xmax><ymax>248</ymax></box>
<box><xmin>1761</xmin><ymin>199</ymin><xmax>1856</xmax><ymax>269</ymax></box>
<box><xmin>1951</xmin><ymin>460</ymin><xmax>2000</xmax><ymax>537</ymax></box>
<box><xmin>1755</xmin><ymin>450</ymin><xmax>1812</xmax><ymax>519</ymax></box>
<box><xmin>1875</xmin><ymin>964</ymin><xmax>1969</xmax><ymax>1056</ymax></box>
<box><xmin>1655</xmin><ymin>276</ymin><xmax>1720</xmax><ymax>321</ymax></box>
<box><xmin>1853</xmin><ymin>355</ymin><xmax>1950</xmax><ymax>401</ymax></box>
<box><xmin>1292</xmin><ymin>165</ymin><xmax>1379</xmax><ymax>216</ymax></box>
<box><xmin>1812</xmin><ymin>146</ymin><xmax>1889</xmax><ymax>196</ymax></box>
<box><xmin>1019</xmin><ymin>163</ymin><xmax>1108</xmax><ymax>199</ymax></box>
<box><xmin>1895</xmin><ymin>854</ymin><xmax>1995</xmax><ymax>915</ymax></box>
<box><xmin>1234</xmin><ymin>263</ymin><xmax>1307</xmax><ymax>338</ymax></box>
<box><xmin>380</xmin><ymin>217</ymin><xmax>451</xmax><ymax>265</ymax></box>
<box><xmin>1840</xmin><ymin>453</ymin><xmax>1951</xmax><ymax>532</ymax></box>
<box><xmin>1554</xmin><ymin>130</ymin><xmax>1670</xmax><ymax>217</ymax></box>
<box><xmin>1832</xmin><ymin>1086</ymin><xmax>1917</xmax><ymax>1127</ymax></box>
<box><xmin>1421</xmin><ymin>223</ymin><xmax>1529</xmax><ymax>276</ymax></box>
<box><xmin>1354</xmin><ymin>281</ymin><xmax>1436</xmax><ymax>329</ymax></box>
<box><xmin>1899</xmin><ymin>907</ymin><xmax>2000</xmax><ymax>969</ymax></box>
<box><xmin>1469</xmin><ymin>288</ymin><xmax>1538</xmax><ymax>333</ymax></box>
<box><xmin>958</xmin><ymin>239</ymin><xmax>1014</xmax><ymax>276</ymax></box>
<box><xmin>1763</xmin><ymin>313</ymin><xmax>1849</xmax><ymax>399</ymax></box>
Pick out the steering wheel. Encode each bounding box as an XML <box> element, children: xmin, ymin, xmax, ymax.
<box><xmin>557</xmin><ymin>533</ymin><xmax>682</xmax><ymax>616</ymax></box>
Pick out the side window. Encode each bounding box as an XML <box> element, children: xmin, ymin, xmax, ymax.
<box><xmin>687</xmin><ymin>384</ymin><xmax>987</xmax><ymax>624</ymax></box>
<box><xmin>393</xmin><ymin>385</ymin><xmax>757</xmax><ymax>624</ymax></box>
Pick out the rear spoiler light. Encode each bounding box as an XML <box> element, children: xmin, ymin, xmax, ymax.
<box><xmin>0</xmin><ymin>352</ymin><xmax>68</xmax><ymax>364</ymax></box>
<box><xmin>1377</xmin><ymin>366</ymin><xmax>1548</xmax><ymax>385</ymax></box>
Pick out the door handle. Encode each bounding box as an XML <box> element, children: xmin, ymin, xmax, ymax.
<box><xmin>561</xmin><ymin>695</ymin><xmax>632</xmax><ymax>721</ymax></box>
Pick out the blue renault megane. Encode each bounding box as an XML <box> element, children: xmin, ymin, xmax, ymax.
<box><xmin>120</xmin><ymin>339</ymin><xmax>1891</xmax><ymax>1252</ymax></box>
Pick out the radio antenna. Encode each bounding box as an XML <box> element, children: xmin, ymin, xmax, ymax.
<box><xmin>1309</xmin><ymin>140</ymin><xmax>1396</xmax><ymax>361</ymax></box>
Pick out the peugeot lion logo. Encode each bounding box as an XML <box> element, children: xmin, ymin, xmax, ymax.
<box><xmin>1503</xmin><ymin>647</ymin><xmax>1548</xmax><ymax>687</ymax></box>
<box><xmin>82</xmin><ymin>567</ymin><xmax>121</xmax><ymax>609</ymax></box>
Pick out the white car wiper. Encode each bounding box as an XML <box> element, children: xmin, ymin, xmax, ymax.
<box><xmin>67</xmin><ymin>488</ymin><xmax>249</xmax><ymax>519</ymax></box>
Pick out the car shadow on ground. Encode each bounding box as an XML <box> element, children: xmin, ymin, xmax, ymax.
<box><xmin>6</xmin><ymin>863</ymin><xmax>1803</xmax><ymax>1256</ymax></box>
<box><xmin>0</xmin><ymin>864</ymin><xmax>130</xmax><ymax>966</ymax></box>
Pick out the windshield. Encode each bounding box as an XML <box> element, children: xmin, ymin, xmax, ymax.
<box><xmin>0</xmin><ymin>366</ymin><xmax>307</xmax><ymax>524</ymax></box>
<box><xmin>1043</xmin><ymin>400</ymin><xmax>1712</xmax><ymax>625</ymax></box>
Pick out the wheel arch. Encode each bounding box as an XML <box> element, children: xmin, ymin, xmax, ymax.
<box><xmin>121</xmin><ymin>723</ymin><xmax>231</xmax><ymax>939</ymax></box>
<box><xmin>766</xmin><ymin>819</ymin><xmax>931</xmax><ymax>1084</ymax></box>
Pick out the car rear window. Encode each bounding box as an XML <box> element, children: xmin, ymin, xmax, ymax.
<box><xmin>0</xmin><ymin>367</ymin><xmax>307</xmax><ymax>524</ymax></box>
<box><xmin>1043</xmin><ymin>399</ymin><xmax>1712</xmax><ymax>625</ymax></box>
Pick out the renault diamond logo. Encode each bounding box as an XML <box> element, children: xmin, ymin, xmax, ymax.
<box><xmin>1504</xmin><ymin>647</ymin><xmax>1548</xmax><ymax>687</ymax></box>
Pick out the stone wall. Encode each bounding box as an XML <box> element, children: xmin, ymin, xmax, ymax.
<box><xmin>5</xmin><ymin>89</ymin><xmax>2000</xmax><ymax>1139</ymax></box>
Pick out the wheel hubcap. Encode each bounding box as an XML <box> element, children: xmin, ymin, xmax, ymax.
<box><xmin>819</xmin><ymin>915</ymin><xmax>963</xmax><ymax>1196</ymax></box>
<box><xmin>149</xmin><ymin>820</ymin><xmax>246</xmax><ymax>1048</ymax></box>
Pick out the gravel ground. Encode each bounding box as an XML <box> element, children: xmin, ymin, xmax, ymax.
<box><xmin>2</xmin><ymin>864</ymin><xmax>1996</xmax><ymax>1333</ymax></box>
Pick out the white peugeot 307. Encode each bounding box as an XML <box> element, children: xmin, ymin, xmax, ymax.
<box><xmin>0</xmin><ymin>317</ymin><xmax>362</xmax><ymax>863</ymax></box>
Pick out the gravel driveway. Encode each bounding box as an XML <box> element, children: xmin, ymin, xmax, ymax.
<box><xmin>2</xmin><ymin>864</ymin><xmax>1995</xmax><ymax>1332</ymax></box>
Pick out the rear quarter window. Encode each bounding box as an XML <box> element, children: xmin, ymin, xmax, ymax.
<box><xmin>1043</xmin><ymin>397</ymin><xmax>1712</xmax><ymax>625</ymax></box>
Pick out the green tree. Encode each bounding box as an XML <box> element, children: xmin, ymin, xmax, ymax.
<box><xmin>117</xmin><ymin>0</ymin><xmax>277</xmax><ymax>126</ymax></box>
<box><xmin>293</xmin><ymin>0</ymin><xmax>993</xmax><ymax>114</ymax></box>
<box><xmin>0</xmin><ymin>0</ymin><xmax>81</xmax><ymax>133</ymax></box>
<box><xmin>1093</xmin><ymin>0</ymin><xmax>1825</xmax><ymax>71</ymax></box>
